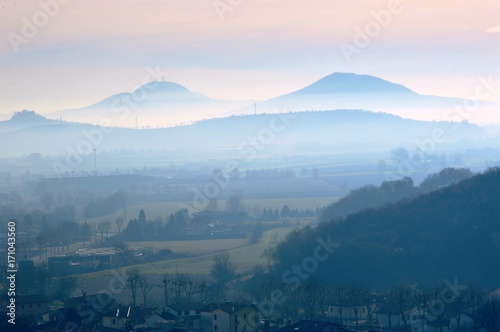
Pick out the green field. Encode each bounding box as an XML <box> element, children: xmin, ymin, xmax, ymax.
<box><xmin>77</xmin><ymin>226</ymin><xmax>296</xmax><ymax>285</ymax></box>
<box><xmin>127</xmin><ymin>238</ymin><xmax>250</xmax><ymax>255</ymax></box>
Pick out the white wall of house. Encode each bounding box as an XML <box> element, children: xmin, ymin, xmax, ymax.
<box><xmin>212</xmin><ymin>309</ymin><xmax>231</xmax><ymax>332</ymax></box>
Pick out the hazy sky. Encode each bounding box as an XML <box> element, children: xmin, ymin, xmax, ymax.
<box><xmin>1</xmin><ymin>0</ymin><xmax>500</xmax><ymax>116</ymax></box>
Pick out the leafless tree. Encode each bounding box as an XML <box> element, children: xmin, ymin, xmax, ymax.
<box><xmin>126</xmin><ymin>269</ymin><xmax>141</xmax><ymax>307</ymax></box>
<box><xmin>138</xmin><ymin>275</ymin><xmax>153</xmax><ymax>307</ymax></box>
<box><xmin>395</xmin><ymin>286</ymin><xmax>413</xmax><ymax>332</ymax></box>
<box><xmin>171</xmin><ymin>273</ymin><xmax>188</xmax><ymax>304</ymax></box>
<box><xmin>162</xmin><ymin>274</ymin><xmax>170</xmax><ymax>306</ymax></box>
<box><xmin>361</xmin><ymin>290</ymin><xmax>379</xmax><ymax>331</ymax></box>
<box><xmin>115</xmin><ymin>217</ymin><xmax>124</xmax><ymax>233</ymax></box>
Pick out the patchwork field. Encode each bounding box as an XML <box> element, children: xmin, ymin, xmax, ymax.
<box><xmin>77</xmin><ymin>225</ymin><xmax>296</xmax><ymax>287</ymax></box>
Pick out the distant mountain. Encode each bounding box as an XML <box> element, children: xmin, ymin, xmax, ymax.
<box><xmin>244</xmin><ymin>73</ymin><xmax>500</xmax><ymax>125</ymax></box>
<box><xmin>48</xmin><ymin>81</ymin><xmax>254</xmax><ymax>127</ymax></box>
<box><xmin>0</xmin><ymin>109</ymin><xmax>487</xmax><ymax>158</ymax></box>
<box><xmin>0</xmin><ymin>110</ymin><xmax>64</xmax><ymax>133</ymax></box>
<box><xmin>293</xmin><ymin>72</ymin><xmax>413</xmax><ymax>94</ymax></box>
<box><xmin>44</xmin><ymin>73</ymin><xmax>500</xmax><ymax>127</ymax></box>
<box><xmin>274</xmin><ymin>167</ymin><xmax>500</xmax><ymax>288</ymax></box>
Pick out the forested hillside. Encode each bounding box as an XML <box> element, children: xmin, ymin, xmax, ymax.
<box><xmin>319</xmin><ymin>167</ymin><xmax>474</xmax><ymax>223</ymax></box>
<box><xmin>276</xmin><ymin>168</ymin><xmax>500</xmax><ymax>288</ymax></box>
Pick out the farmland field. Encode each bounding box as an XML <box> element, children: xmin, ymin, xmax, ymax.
<box><xmin>81</xmin><ymin>196</ymin><xmax>340</xmax><ymax>231</ymax></box>
<box><xmin>127</xmin><ymin>237</ymin><xmax>250</xmax><ymax>255</ymax></box>
<box><xmin>77</xmin><ymin>225</ymin><xmax>297</xmax><ymax>285</ymax></box>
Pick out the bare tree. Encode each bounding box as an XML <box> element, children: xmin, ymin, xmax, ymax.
<box><xmin>171</xmin><ymin>273</ymin><xmax>188</xmax><ymax>304</ymax></box>
<box><xmin>335</xmin><ymin>287</ymin><xmax>347</xmax><ymax>325</ymax></box>
<box><xmin>465</xmin><ymin>284</ymin><xmax>486</xmax><ymax>332</ymax></box>
<box><xmin>138</xmin><ymin>275</ymin><xmax>153</xmax><ymax>307</ymax></box>
<box><xmin>347</xmin><ymin>287</ymin><xmax>363</xmax><ymax>332</ymax></box>
<box><xmin>126</xmin><ymin>269</ymin><xmax>141</xmax><ymax>307</ymax></box>
<box><xmin>361</xmin><ymin>290</ymin><xmax>378</xmax><ymax>331</ymax></box>
<box><xmin>91</xmin><ymin>223</ymin><xmax>98</xmax><ymax>245</ymax></box>
<box><xmin>384</xmin><ymin>289</ymin><xmax>398</xmax><ymax>332</ymax></box>
<box><xmin>162</xmin><ymin>274</ymin><xmax>170</xmax><ymax>306</ymax></box>
<box><xmin>97</xmin><ymin>222</ymin><xmax>106</xmax><ymax>243</ymax></box>
<box><xmin>115</xmin><ymin>217</ymin><xmax>124</xmax><ymax>234</ymax></box>
<box><xmin>182</xmin><ymin>277</ymin><xmax>196</xmax><ymax>303</ymax></box>
<box><xmin>395</xmin><ymin>286</ymin><xmax>413</xmax><ymax>332</ymax></box>
<box><xmin>211</xmin><ymin>252</ymin><xmax>236</xmax><ymax>286</ymax></box>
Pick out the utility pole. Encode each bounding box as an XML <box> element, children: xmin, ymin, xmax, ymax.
<box><xmin>93</xmin><ymin>148</ymin><xmax>97</xmax><ymax>176</ymax></box>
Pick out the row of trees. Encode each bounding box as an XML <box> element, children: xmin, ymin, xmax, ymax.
<box><xmin>121</xmin><ymin>199</ymin><xmax>314</xmax><ymax>241</ymax></box>
<box><xmin>243</xmin><ymin>270</ymin><xmax>500</xmax><ymax>332</ymax></box>
<box><xmin>124</xmin><ymin>252</ymin><xmax>237</xmax><ymax>307</ymax></box>
<box><xmin>3</xmin><ymin>260</ymin><xmax>78</xmax><ymax>300</ymax></box>
<box><xmin>117</xmin><ymin>263</ymin><xmax>500</xmax><ymax>332</ymax></box>
<box><xmin>261</xmin><ymin>205</ymin><xmax>316</xmax><ymax>221</ymax></box>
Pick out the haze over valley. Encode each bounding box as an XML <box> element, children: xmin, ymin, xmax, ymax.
<box><xmin>1</xmin><ymin>1</ymin><xmax>500</xmax><ymax>331</ymax></box>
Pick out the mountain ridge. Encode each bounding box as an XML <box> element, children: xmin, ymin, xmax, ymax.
<box><xmin>0</xmin><ymin>109</ymin><xmax>487</xmax><ymax>158</ymax></box>
<box><xmin>5</xmin><ymin>72</ymin><xmax>500</xmax><ymax>126</ymax></box>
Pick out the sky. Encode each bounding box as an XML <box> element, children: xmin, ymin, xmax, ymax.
<box><xmin>1</xmin><ymin>0</ymin><xmax>500</xmax><ymax>118</ymax></box>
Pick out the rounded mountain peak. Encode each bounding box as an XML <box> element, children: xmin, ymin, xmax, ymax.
<box><xmin>134</xmin><ymin>81</ymin><xmax>191</xmax><ymax>95</ymax></box>
<box><xmin>296</xmin><ymin>72</ymin><xmax>414</xmax><ymax>94</ymax></box>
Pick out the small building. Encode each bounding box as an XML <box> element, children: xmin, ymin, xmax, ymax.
<box><xmin>0</xmin><ymin>294</ymin><xmax>48</xmax><ymax>322</ymax></box>
<box><xmin>101</xmin><ymin>306</ymin><xmax>156</xmax><ymax>330</ymax></box>
<box><xmin>200</xmin><ymin>303</ymin><xmax>260</xmax><ymax>332</ymax></box>
<box><xmin>165</xmin><ymin>302</ymin><xmax>205</xmax><ymax>330</ymax></box>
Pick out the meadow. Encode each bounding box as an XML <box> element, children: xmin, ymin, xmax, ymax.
<box><xmin>76</xmin><ymin>225</ymin><xmax>297</xmax><ymax>292</ymax></box>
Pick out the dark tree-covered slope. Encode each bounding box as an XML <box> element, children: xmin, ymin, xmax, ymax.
<box><xmin>275</xmin><ymin>168</ymin><xmax>500</xmax><ymax>288</ymax></box>
<box><xmin>319</xmin><ymin>168</ymin><xmax>474</xmax><ymax>223</ymax></box>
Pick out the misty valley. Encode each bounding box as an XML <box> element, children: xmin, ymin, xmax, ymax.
<box><xmin>1</xmin><ymin>73</ymin><xmax>500</xmax><ymax>332</ymax></box>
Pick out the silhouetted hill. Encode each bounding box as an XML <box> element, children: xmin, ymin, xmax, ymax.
<box><xmin>0</xmin><ymin>110</ymin><xmax>61</xmax><ymax>133</ymax></box>
<box><xmin>291</xmin><ymin>72</ymin><xmax>414</xmax><ymax>95</ymax></box>
<box><xmin>242</xmin><ymin>73</ymin><xmax>500</xmax><ymax>125</ymax></box>
<box><xmin>274</xmin><ymin>168</ymin><xmax>500</xmax><ymax>288</ymax></box>
<box><xmin>0</xmin><ymin>110</ymin><xmax>487</xmax><ymax>157</ymax></box>
<box><xmin>48</xmin><ymin>80</ymin><xmax>252</xmax><ymax>127</ymax></box>
<box><xmin>319</xmin><ymin>168</ymin><xmax>474</xmax><ymax>223</ymax></box>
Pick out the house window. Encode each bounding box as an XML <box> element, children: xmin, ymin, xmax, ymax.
<box><xmin>214</xmin><ymin>325</ymin><xmax>218</xmax><ymax>331</ymax></box>
<box><xmin>29</xmin><ymin>304</ymin><xmax>33</xmax><ymax>308</ymax></box>
<box><xmin>112</xmin><ymin>318</ymin><xmax>116</xmax><ymax>325</ymax></box>
<box><xmin>214</xmin><ymin>314</ymin><xmax>217</xmax><ymax>320</ymax></box>
<box><xmin>244</xmin><ymin>313</ymin><xmax>247</xmax><ymax>319</ymax></box>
